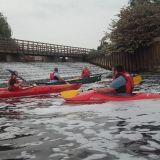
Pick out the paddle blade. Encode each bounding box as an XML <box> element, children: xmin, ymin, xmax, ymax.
<box><xmin>61</xmin><ymin>89</ymin><xmax>80</xmax><ymax>98</ymax></box>
<box><xmin>133</xmin><ymin>75</ymin><xmax>142</xmax><ymax>85</ymax></box>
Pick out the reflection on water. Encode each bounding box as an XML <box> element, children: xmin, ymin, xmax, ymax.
<box><xmin>0</xmin><ymin>62</ymin><xmax>160</xmax><ymax>160</ymax></box>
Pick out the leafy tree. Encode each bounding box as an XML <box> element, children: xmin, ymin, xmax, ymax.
<box><xmin>97</xmin><ymin>35</ymin><xmax>108</xmax><ymax>51</ymax></box>
<box><xmin>0</xmin><ymin>13</ymin><xmax>12</xmax><ymax>38</ymax></box>
<box><xmin>99</xmin><ymin>0</ymin><xmax>160</xmax><ymax>54</ymax></box>
<box><xmin>129</xmin><ymin>0</ymin><xmax>160</xmax><ymax>6</ymax></box>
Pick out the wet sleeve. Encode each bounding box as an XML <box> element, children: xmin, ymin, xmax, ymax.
<box><xmin>110</xmin><ymin>76</ymin><xmax>126</xmax><ymax>89</ymax></box>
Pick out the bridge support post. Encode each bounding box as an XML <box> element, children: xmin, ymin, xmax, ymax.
<box><xmin>43</xmin><ymin>56</ymin><xmax>55</xmax><ymax>62</ymax></box>
<box><xmin>0</xmin><ymin>54</ymin><xmax>6</xmax><ymax>62</ymax></box>
<box><xmin>82</xmin><ymin>55</ymin><xmax>87</xmax><ymax>62</ymax></box>
<box><xmin>62</xmin><ymin>57</ymin><xmax>66</xmax><ymax>62</ymax></box>
<box><xmin>6</xmin><ymin>54</ymin><xmax>21</xmax><ymax>62</ymax></box>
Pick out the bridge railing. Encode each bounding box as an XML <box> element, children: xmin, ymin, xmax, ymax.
<box><xmin>0</xmin><ymin>37</ymin><xmax>92</xmax><ymax>56</ymax></box>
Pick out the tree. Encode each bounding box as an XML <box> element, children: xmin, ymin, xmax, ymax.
<box><xmin>0</xmin><ymin>13</ymin><xmax>12</xmax><ymax>38</ymax></box>
<box><xmin>129</xmin><ymin>0</ymin><xmax>160</xmax><ymax>6</ymax></box>
<box><xmin>100</xmin><ymin>0</ymin><xmax>160</xmax><ymax>54</ymax></box>
<box><xmin>97</xmin><ymin>35</ymin><xmax>108</xmax><ymax>50</ymax></box>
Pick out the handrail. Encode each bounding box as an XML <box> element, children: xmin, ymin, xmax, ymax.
<box><xmin>0</xmin><ymin>37</ymin><xmax>93</xmax><ymax>56</ymax></box>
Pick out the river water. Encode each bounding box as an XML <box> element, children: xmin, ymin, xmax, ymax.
<box><xmin>0</xmin><ymin>62</ymin><xmax>160</xmax><ymax>160</ymax></box>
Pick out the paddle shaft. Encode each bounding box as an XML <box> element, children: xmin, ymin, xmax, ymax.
<box><xmin>90</xmin><ymin>72</ymin><xmax>111</xmax><ymax>77</ymax></box>
<box><xmin>7</xmin><ymin>69</ymin><xmax>35</xmax><ymax>86</ymax></box>
<box><xmin>7</xmin><ymin>69</ymin><xmax>27</xmax><ymax>82</ymax></box>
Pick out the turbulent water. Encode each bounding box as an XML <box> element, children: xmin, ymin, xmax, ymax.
<box><xmin>0</xmin><ymin>62</ymin><xmax>160</xmax><ymax>160</ymax></box>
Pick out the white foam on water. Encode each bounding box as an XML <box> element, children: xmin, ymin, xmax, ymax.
<box><xmin>16</xmin><ymin>151</ymin><xmax>36</xmax><ymax>159</ymax></box>
<box><xmin>1</xmin><ymin>62</ymin><xmax>160</xmax><ymax>160</ymax></box>
<box><xmin>82</xmin><ymin>154</ymin><xmax>107</xmax><ymax>160</ymax></box>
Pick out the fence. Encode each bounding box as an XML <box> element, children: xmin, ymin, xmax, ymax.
<box><xmin>88</xmin><ymin>39</ymin><xmax>160</xmax><ymax>72</ymax></box>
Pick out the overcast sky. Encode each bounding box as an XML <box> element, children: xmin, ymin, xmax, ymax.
<box><xmin>0</xmin><ymin>0</ymin><xmax>129</xmax><ymax>49</ymax></box>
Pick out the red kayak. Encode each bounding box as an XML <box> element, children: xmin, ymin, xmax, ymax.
<box><xmin>0</xmin><ymin>84</ymin><xmax>81</xmax><ymax>98</ymax></box>
<box><xmin>64</xmin><ymin>90</ymin><xmax>160</xmax><ymax>104</ymax></box>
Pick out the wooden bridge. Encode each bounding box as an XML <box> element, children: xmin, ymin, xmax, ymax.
<box><xmin>0</xmin><ymin>37</ymin><xmax>159</xmax><ymax>72</ymax></box>
<box><xmin>0</xmin><ymin>37</ymin><xmax>93</xmax><ymax>61</ymax></box>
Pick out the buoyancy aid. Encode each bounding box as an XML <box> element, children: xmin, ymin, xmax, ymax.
<box><xmin>114</xmin><ymin>72</ymin><xmax>134</xmax><ymax>94</ymax></box>
<box><xmin>8</xmin><ymin>79</ymin><xmax>20</xmax><ymax>91</ymax></box>
<box><xmin>50</xmin><ymin>72</ymin><xmax>59</xmax><ymax>80</ymax></box>
<box><xmin>50</xmin><ymin>72</ymin><xmax>54</xmax><ymax>80</ymax></box>
<box><xmin>82</xmin><ymin>68</ymin><xmax>90</xmax><ymax>78</ymax></box>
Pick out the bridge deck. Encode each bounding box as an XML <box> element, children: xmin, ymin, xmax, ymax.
<box><xmin>0</xmin><ymin>37</ymin><xmax>93</xmax><ymax>58</ymax></box>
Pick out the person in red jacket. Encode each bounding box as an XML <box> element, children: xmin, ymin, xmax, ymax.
<box><xmin>81</xmin><ymin>66</ymin><xmax>91</xmax><ymax>78</ymax></box>
<box><xmin>94</xmin><ymin>64</ymin><xmax>134</xmax><ymax>95</ymax></box>
<box><xmin>50</xmin><ymin>68</ymin><xmax>65</xmax><ymax>83</ymax></box>
<box><xmin>8</xmin><ymin>72</ymin><xmax>22</xmax><ymax>91</ymax></box>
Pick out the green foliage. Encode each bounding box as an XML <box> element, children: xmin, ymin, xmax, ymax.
<box><xmin>0</xmin><ymin>13</ymin><xmax>12</xmax><ymax>38</ymax></box>
<box><xmin>97</xmin><ymin>35</ymin><xmax>108</xmax><ymax>50</ymax></box>
<box><xmin>99</xmin><ymin>0</ymin><xmax>160</xmax><ymax>54</ymax></box>
<box><xmin>129</xmin><ymin>0</ymin><xmax>160</xmax><ymax>6</ymax></box>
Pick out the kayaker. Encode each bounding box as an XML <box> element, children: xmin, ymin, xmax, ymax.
<box><xmin>93</xmin><ymin>64</ymin><xmax>134</xmax><ymax>95</ymax></box>
<box><xmin>50</xmin><ymin>67</ymin><xmax>66</xmax><ymax>83</ymax></box>
<box><xmin>8</xmin><ymin>72</ymin><xmax>22</xmax><ymax>91</ymax></box>
<box><xmin>81</xmin><ymin>66</ymin><xmax>90</xmax><ymax>78</ymax></box>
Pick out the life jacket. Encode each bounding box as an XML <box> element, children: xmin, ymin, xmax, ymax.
<box><xmin>114</xmin><ymin>72</ymin><xmax>134</xmax><ymax>94</ymax></box>
<box><xmin>82</xmin><ymin>68</ymin><xmax>90</xmax><ymax>78</ymax></box>
<box><xmin>50</xmin><ymin>72</ymin><xmax>54</xmax><ymax>80</ymax></box>
<box><xmin>50</xmin><ymin>72</ymin><xmax>59</xmax><ymax>80</ymax></box>
<box><xmin>8</xmin><ymin>79</ymin><xmax>20</xmax><ymax>91</ymax></box>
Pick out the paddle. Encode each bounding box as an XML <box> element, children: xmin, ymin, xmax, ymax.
<box><xmin>59</xmin><ymin>77</ymin><xmax>69</xmax><ymax>84</ymax></box>
<box><xmin>7</xmin><ymin>69</ymin><xmax>36</xmax><ymax>86</ymax></box>
<box><xmin>60</xmin><ymin>75</ymin><xmax>143</xmax><ymax>99</ymax></box>
<box><xmin>61</xmin><ymin>89</ymin><xmax>81</xmax><ymax>98</ymax></box>
<box><xmin>7</xmin><ymin>69</ymin><xmax>27</xmax><ymax>82</ymax></box>
<box><xmin>91</xmin><ymin>72</ymin><xmax>111</xmax><ymax>77</ymax></box>
<box><xmin>133</xmin><ymin>75</ymin><xmax>142</xmax><ymax>85</ymax></box>
<box><xmin>61</xmin><ymin>72</ymin><xmax>110</xmax><ymax>84</ymax></box>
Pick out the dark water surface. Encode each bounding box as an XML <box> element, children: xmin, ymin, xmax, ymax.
<box><xmin>0</xmin><ymin>62</ymin><xmax>160</xmax><ymax>160</ymax></box>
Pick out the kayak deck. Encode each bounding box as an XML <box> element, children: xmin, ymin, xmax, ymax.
<box><xmin>64</xmin><ymin>90</ymin><xmax>160</xmax><ymax>104</ymax></box>
<box><xmin>0</xmin><ymin>84</ymin><xmax>81</xmax><ymax>98</ymax></box>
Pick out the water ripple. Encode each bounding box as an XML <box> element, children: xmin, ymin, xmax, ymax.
<box><xmin>0</xmin><ymin>62</ymin><xmax>160</xmax><ymax>160</ymax></box>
